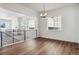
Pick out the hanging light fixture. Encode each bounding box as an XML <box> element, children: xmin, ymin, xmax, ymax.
<box><xmin>40</xmin><ymin>3</ymin><xmax>47</xmax><ymax>18</ymax></box>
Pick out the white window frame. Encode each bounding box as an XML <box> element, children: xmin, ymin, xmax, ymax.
<box><xmin>47</xmin><ymin>16</ymin><xmax>62</xmax><ymax>31</ymax></box>
<box><xmin>28</xmin><ymin>17</ymin><xmax>36</xmax><ymax>30</ymax></box>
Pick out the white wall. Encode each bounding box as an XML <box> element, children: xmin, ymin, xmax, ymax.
<box><xmin>39</xmin><ymin>5</ymin><xmax>78</xmax><ymax>43</ymax></box>
<box><xmin>76</xmin><ymin>4</ymin><xmax>79</xmax><ymax>43</ymax></box>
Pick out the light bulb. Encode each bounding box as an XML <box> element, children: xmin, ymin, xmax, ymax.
<box><xmin>40</xmin><ymin>13</ymin><xmax>43</xmax><ymax>16</ymax></box>
<box><xmin>44</xmin><ymin>13</ymin><xmax>47</xmax><ymax>16</ymax></box>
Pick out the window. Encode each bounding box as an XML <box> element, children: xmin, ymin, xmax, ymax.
<box><xmin>0</xmin><ymin>20</ymin><xmax>5</xmax><ymax>28</ymax></box>
<box><xmin>0</xmin><ymin>19</ymin><xmax>11</xmax><ymax>29</ymax></box>
<box><xmin>28</xmin><ymin>19</ymin><xmax>36</xmax><ymax>30</ymax></box>
<box><xmin>47</xmin><ymin>16</ymin><xmax>62</xmax><ymax>31</ymax></box>
<box><xmin>19</xmin><ymin>16</ymin><xmax>37</xmax><ymax>30</ymax></box>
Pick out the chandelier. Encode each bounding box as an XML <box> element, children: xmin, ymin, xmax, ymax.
<box><xmin>40</xmin><ymin>3</ymin><xmax>47</xmax><ymax>18</ymax></box>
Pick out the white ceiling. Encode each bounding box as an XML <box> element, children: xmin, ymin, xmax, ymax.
<box><xmin>20</xmin><ymin>3</ymin><xmax>76</xmax><ymax>12</ymax></box>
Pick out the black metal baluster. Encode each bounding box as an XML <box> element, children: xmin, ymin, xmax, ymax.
<box><xmin>24</xmin><ymin>30</ymin><xmax>26</xmax><ymax>40</ymax></box>
<box><xmin>13</xmin><ymin>30</ymin><xmax>14</xmax><ymax>43</ymax></box>
<box><xmin>36</xmin><ymin>30</ymin><xmax>37</xmax><ymax>38</ymax></box>
<box><xmin>0</xmin><ymin>31</ymin><xmax>2</xmax><ymax>48</ymax></box>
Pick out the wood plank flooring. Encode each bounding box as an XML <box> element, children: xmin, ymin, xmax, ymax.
<box><xmin>0</xmin><ymin>37</ymin><xmax>79</xmax><ymax>55</ymax></box>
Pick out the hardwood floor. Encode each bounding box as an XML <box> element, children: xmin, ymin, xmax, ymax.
<box><xmin>0</xmin><ymin>37</ymin><xmax>79</xmax><ymax>55</ymax></box>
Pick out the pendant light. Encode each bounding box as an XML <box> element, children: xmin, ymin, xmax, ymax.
<box><xmin>40</xmin><ymin>3</ymin><xmax>47</xmax><ymax>18</ymax></box>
